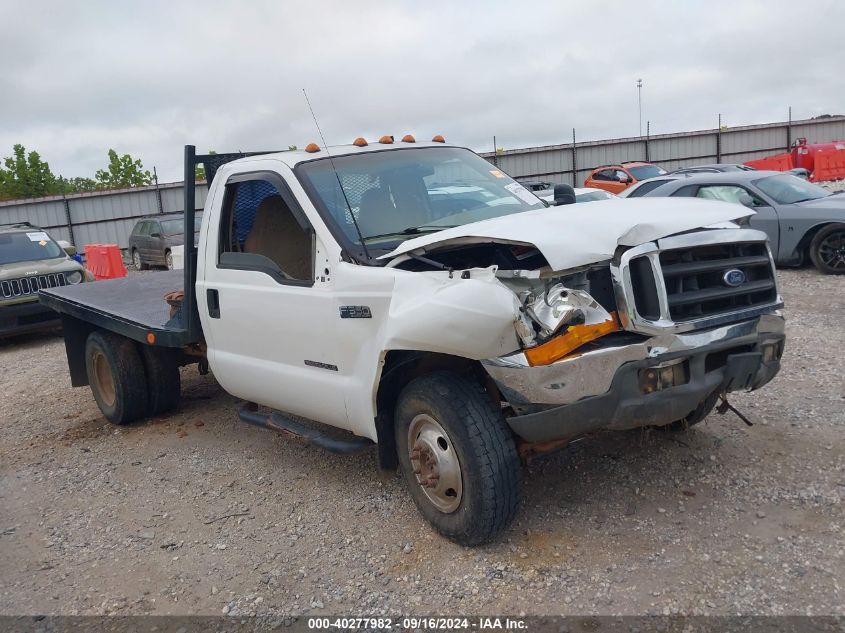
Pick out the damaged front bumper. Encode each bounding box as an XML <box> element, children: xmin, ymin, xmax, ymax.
<box><xmin>482</xmin><ymin>313</ymin><xmax>785</xmax><ymax>443</ymax></box>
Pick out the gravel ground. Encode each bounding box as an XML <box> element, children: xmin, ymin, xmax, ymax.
<box><xmin>0</xmin><ymin>267</ymin><xmax>842</xmax><ymax>617</ymax></box>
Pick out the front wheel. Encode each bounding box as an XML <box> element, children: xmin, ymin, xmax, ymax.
<box><xmin>132</xmin><ymin>249</ymin><xmax>148</xmax><ymax>271</ymax></box>
<box><xmin>809</xmin><ymin>224</ymin><xmax>845</xmax><ymax>274</ymax></box>
<box><xmin>395</xmin><ymin>371</ymin><xmax>522</xmax><ymax>545</ymax></box>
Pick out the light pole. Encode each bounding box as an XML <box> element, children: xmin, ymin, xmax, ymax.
<box><xmin>637</xmin><ymin>78</ymin><xmax>643</xmax><ymax>137</ymax></box>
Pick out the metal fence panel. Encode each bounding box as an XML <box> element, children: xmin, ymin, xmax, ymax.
<box><xmin>482</xmin><ymin>116</ymin><xmax>845</xmax><ymax>184</ymax></box>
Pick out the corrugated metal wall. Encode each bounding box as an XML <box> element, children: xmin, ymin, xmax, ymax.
<box><xmin>482</xmin><ymin>116</ymin><xmax>845</xmax><ymax>187</ymax></box>
<box><xmin>2</xmin><ymin>116</ymin><xmax>843</xmax><ymax>248</ymax></box>
<box><xmin>0</xmin><ymin>182</ymin><xmax>208</xmax><ymax>249</ymax></box>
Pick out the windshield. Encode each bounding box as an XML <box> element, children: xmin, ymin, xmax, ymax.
<box><xmin>628</xmin><ymin>164</ymin><xmax>667</xmax><ymax>180</ymax></box>
<box><xmin>0</xmin><ymin>230</ymin><xmax>64</xmax><ymax>265</ymax></box>
<box><xmin>754</xmin><ymin>174</ymin><xmax>831</xmax><ymax>204</ymax></box>
<box><xmin>296</xmin><ymin>147</ymin><xmax>545</xmax><ymax>250</ymax></box>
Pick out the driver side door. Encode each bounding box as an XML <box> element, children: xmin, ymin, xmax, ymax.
<box><xmin>197</xmin><ymin>168</ymin><xmax>350</xmax><ymax>430</ymax></box>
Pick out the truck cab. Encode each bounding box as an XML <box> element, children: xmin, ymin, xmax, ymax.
<box><xmin>41</xmin><ymin>139</ymin><xmax>786</xmax><ymax>545</ymax></box>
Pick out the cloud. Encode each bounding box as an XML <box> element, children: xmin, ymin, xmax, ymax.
<box><xmin>1</xmin><ymin>0</ymin><xmax>842</xmax><ymax>181</ymax></box>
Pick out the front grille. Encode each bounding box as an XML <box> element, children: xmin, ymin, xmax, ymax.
<box><xmin>616</xmin><ymin>230</ymin><xmax>782</xmax><ymax>333</ymax></box>
<box><xmin>658</xmin><ymin>242</ymin><xmax>777</xmax><ymax>321</ymax></box>
<box><xmin>1</xmin><ymin>273</ymin><xmax>68</xmax><ymax>299</ymax></box>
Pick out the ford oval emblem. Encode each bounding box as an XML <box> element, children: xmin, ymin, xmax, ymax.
<box><xmin>722</xmin><ymin>268</ymin><xmax>746</xmax><ymax>287</ymax></box>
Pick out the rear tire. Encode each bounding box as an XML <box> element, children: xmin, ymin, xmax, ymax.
<box><xmin>662</xmin><ymin>390</ymin><xmax>719</xmax><ymax>431</ymax></box>
<box><xmin>141</xmin><ymin>346</ymin><xmax>181</xmax><ymax>415</ymax></box>
<box><xmin>809</xmin><ymin>224</ymin><xmax>845</xmax><ymax>274</ymax></box>
<box><xmin>165</xmin><ymin>249</ymin><xmax>174</xmax><ymax>270</ymax></box>
<box><xmin>395</xmin><ymin>371</ymin><xmax>522</xmax><ymax>546</ymax></box>
<box><xmin>85</xmin><ymin>331</ymin><xmax>148</xmax><ymax>425</ymax></box>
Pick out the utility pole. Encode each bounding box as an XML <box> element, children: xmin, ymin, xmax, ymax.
<box><xmin>637</xmin><ymin>79</ymin><xmax>643</xmax><ymax>137</ymax></box>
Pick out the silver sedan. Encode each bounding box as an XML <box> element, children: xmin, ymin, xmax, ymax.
<box><xmin>622</xmin><ymin>171</ymin><xmax>845</xmax><ymax>274</ymax></box>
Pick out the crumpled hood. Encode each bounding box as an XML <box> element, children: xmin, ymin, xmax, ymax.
<box><xmin>379</xmin><ymin>198</ymin><xmax>753</xmax><ymax>271</ymax></box>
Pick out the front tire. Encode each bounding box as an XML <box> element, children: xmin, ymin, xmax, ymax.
<box><xmin>132</xmin><ymin>249</ymin><xmax>148</xmax><ymax>271</ymax></box>
<box><xmin>395</xmin><ymin>371</ymin><xmax>522</xmax><ymax>545</ymax></box>
<box><xmin>809</xmin><ymin>224</ymin><xmax>845</xmax><ymax>274</ymax></box>
<box><xmin>85</xmin><ymin>331</ymin><xmax>148</xmax><ymax>424</ymax></box>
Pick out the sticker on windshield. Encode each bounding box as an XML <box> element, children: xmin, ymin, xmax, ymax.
<box><xmin>489</xmin><ymin>169</ymin><xmax>506</xmax><ymax>178</ymax></box>
<box><xmin>505</xmin><ymin>182</ymin><xmax>541</xmax><ymax>205</ymax></box>
<box><xmin>26</xmin><ymin>232</ymin><xmax>49</xmax><ymax>242</ymax></box>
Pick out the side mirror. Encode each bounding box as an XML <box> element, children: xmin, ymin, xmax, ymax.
<box><xmin>553</xmin><ymin>184</ymin><xmax>576</xmax><ymax>206</ymax></box>
<box><xmin>738</xmin><ymin>193</ymin><xmax>755</xmax><ymax>208</ymax></box>
<box><xmin>57</xmin><ymin>240</ymin><xmax>77</xmax><ymax>256</ymax></box>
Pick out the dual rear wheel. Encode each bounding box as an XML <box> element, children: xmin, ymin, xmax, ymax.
<box><xmin>85</xmin><ymin>330</ymin><xmax>180</xmax><ymax>425</ymax></box>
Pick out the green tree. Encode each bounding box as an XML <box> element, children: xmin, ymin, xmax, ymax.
<box><xmin>194</xmin><ymin>150</ymin><xmax>217</xmax><ymax>182</ymax></box>
<box><xmin>95</xmin><ymin>149</ymin><xmax>153</xmax><ymax>189</ymax></box>
<box><xmin>58</xmin><ymin>176</ymin><xmax>99</xmax><ymax>194</ymax></box>
<box><xmin>0</xmin><ymin>144</ymin><xmax>60</xmax><ymax>200</ymax></box>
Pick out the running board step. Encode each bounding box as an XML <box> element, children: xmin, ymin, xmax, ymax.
<box><xmin>237</xmin><ymin>404</ymin><xmax>374</xmax><ymax>454</ymax></box>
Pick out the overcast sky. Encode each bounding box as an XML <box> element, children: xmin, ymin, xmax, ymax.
<box><xmin>1</xmin><ymin>0</ymin><xmax>843</xmax><ymax>182</ymax></box>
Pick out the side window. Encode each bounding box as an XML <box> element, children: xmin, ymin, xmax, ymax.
<box><xmin>592</xmin><ymin>169</ymin><xmax>611</xmax><ymax>181</ymax></box>
<box><xmin>218</xmin><ymin>175</ymin><xmax>314</xmax><ymax>285</ymax></box>
<box><xmin>137</xmin><ymin>221</ymin><xmax>151</xmax><ymax>236</ymax></box>
<box><xmin>627</xmin><ymin>179</ymin><xmax>671</xmax><ymax>197</ymax></box>
<box><xmin>149</xmin><ymin>221</ymin><xmax>162</xmax><ymax>236</ymax></box>
<box><xmin>696</xmin><ymin>185</ymin><xmax>762</xmax><ymax>205</ymax></box>
<box><xmin>615</xmin><ymin>170</ymin><xmax>629</xmax><ymax>181</ymax></box>
<box><xmin>671</xmin><ymin>185</ymin><xmax>700</xmax><ymax>198</ymax></box>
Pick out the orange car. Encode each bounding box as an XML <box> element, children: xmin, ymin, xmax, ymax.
<box><xmin>583</xmin><ymin>161</ymin><xmax>667</xmax><ymax>194</ymax></box>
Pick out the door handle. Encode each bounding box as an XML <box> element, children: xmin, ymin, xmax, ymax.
<box><xmin>206</xmin><ymin>289</ymin><xmax>220</xmax><ymax>318</ymax></box>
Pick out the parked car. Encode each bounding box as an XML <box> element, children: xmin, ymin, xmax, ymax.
<box><xmin>669</xmin><ymin>163</ymin><xmax>757</xmax><ymax>175</ymax></box>
<box><xmin>621</xmin><ymin>171</ymin><xmax>845</xmax><ymax>273</ymax></box>
<box><xmin>538</xmin><ymin>186</ymin><xmax>617</xmax><ymax>204</ymax></box>
<box><xmin>0</xmin><ymin>222</ymin><xmax>90</xmax><ymax>337</ymax></box>
<box><xmin>128</xmin><ymin>213</ymin><xmax>200</xmax><ymax>270</ymax></box>
<box><xmin>583</xmin><ymin>161</ymin><xmax>667</xmax><ymax>194</ymax></box>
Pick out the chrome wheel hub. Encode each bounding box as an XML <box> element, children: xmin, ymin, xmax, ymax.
<box><xmin>408</xmin><ymin>414</ymin><xmax>462</xmax><ymax>513</ymax></box>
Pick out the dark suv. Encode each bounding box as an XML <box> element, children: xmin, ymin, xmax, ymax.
<box><xmin>128</xmin><ymin>214</ymin><xmax>199</xmax><ymax>270</ymax></box>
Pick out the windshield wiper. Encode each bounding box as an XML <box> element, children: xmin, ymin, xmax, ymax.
<box><xmin>363</xmin><ymin>225</ymin><xmax>458</xmax><ymax>243</ymax></box>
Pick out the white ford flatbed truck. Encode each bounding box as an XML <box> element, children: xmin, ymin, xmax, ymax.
<box><xmin>40</xmin><ymin>139</ymin><xmax>786</xmax><ymax>545</ymax></box>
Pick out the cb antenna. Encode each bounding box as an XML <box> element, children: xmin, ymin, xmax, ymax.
<box><xmin>302</xmin><ymin>88</ymin><xmax>371</xmax><ymax>260</ymax></box>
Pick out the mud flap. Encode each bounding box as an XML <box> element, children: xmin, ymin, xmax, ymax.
<box><xmin>722</xmin><ymin>352</ymin><xmax>763</xmax><ymax>392</ymax></box>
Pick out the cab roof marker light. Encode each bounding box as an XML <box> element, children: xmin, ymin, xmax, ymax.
<box><xmin>431</xmin><ymin>135</ymin><xmax>446</xmax><ymax>143</ymax></box>
<box><xmin>401</xmin><ymin>134</ymin><xmax>416</xmax><ymax>143</ymax></box>
<box><xmin>304</xmin><ymin>143</ymin><xmax>321</xmax><ymax>153</ymax></box>
<box><xmin>379</xmin><ymin>135</ymin><xmax>394</xmax><ymax>144</ymax></box>
<box><xmin>353</xmin><ymin>137</ymin><xmax>368</xmax><ymax>147</ymax></box>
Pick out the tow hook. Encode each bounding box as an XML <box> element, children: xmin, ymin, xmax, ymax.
<box><xmin>716</xmin><ymin>394</ymin><xmax>753</xmax><ymax>426</ymax></box>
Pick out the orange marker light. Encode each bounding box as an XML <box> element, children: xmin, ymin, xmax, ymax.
<box><xmin>305</xmin><ymin>143</ymin><xmax>321</xmax><ymax>153</ymax></box>
<box><xmin>401</xmin><ymin>134</ymin><xmax>416</xmax><ymax>143</ymax></box>
<box><xmin>146</xmin><ymin>332</ymin><xmax>156</xmax><ymax>344</ymax></box>
<box><xmin>524</xmin><ymin>313</ymin><xmax>620</xmax><ymax>366</ymax></box>
<box><xmin>378</xmin><ymin>135</ymin><xmax>394</xmax><ymax>144</ymax></box>
<box><xmin>353</xmin><ymin>137</ymin><xmax>368</xmax><ymax>147</ymax></box>
<box><xmin>431</xmin><ymin>135</ymin><xmax>446</xmax><ymax>143</ymax></box>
